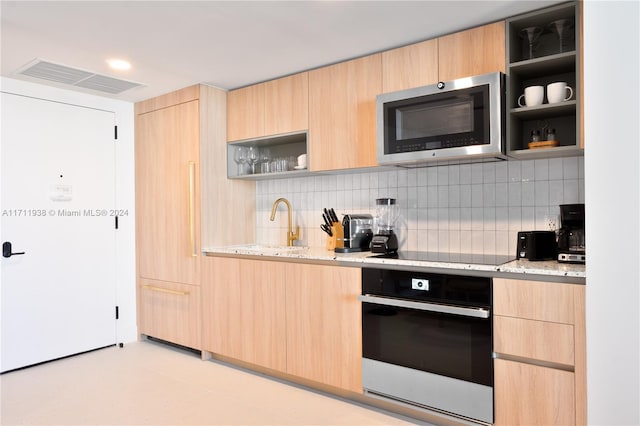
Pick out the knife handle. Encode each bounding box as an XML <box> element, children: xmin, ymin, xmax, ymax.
<box><xmin>323</xmin><ymin>213</ymin><xmax>332</xmax><ymax>228</ymax></box>
<box><xmin>329</xmin><ymin>208</ymin><xmax>339</xmax><ymax>223</ymax></box>
<box><xmin>323</xmin><ymin>208</ymin><xmax>333</xmax><ymax>224</ymax></box>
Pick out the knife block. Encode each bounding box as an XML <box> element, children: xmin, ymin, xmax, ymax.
<box><xmin>326</xmin><ymin>223</ymin><xmax>344</xmax><ymax>251</ymax></box>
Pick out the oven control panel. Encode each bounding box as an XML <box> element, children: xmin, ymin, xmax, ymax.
<box><xmin>412</xmin><ymin>278</ymin><xmax>429</xmax><ymax>291</ymax></box>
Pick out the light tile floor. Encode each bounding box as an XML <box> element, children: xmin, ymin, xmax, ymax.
<box><xmin>1</xmin><ymin>340</ymin><xmax>423</xmax><ymax>425</ymax></box>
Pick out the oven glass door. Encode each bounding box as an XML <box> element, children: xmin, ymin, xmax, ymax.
<box><xmin>362</xmin><ymin>301</ymin><xmax>493</xmax><ymax>387</ymax></box>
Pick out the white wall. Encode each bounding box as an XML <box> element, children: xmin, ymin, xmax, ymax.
<box><xmin>0</xmin><ymin>77</ymin><xmax>137</xmax><ymax>344</ymax></box>
<box><xmin>584</xmin><ymin>1</ymin><xmax>640</xmax><ymax>424</ymax></box>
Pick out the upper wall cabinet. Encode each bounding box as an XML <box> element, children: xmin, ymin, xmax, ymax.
<box><xmin>381</xmin><ymin>22</ymin><xmax>505</xmax><ymax>94</ymax></box>
<box><xmin>264</xmin><ymin>72</ymin><xmax>309</xmax><ymax>136</ymax></box>
<box><xmin>308</xmin><ymin>54</ymin><xmax>381</xmax><ymax>172</ymax></box>
<box><xmin>227</xmin><ymin>84</ymin><xmax>264</xmax><ymax>142</ymax></box>
<box><xmin>506</xmin><ymin>1</ymin><xmax>582</xmax><ymax>159</ymax></box>
<box><xmin>381</xmin><ymin>39</ymin><xmax>439</xmax><ymax>93</ymax></box>
<box><xmin>227</xmin><ymin>72</ymin><xmax>308</xmax><ymax>142</ymax></box>
<box><xmin>438</xmin><ymin>21</ymin><xmax>506</xmax><ymax>82</ymax></box>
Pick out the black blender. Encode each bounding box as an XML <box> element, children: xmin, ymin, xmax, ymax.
<box><xmin>370</xmin><ymin>198</ymin><xmax>399</xmax><ymax>254</ymax></box>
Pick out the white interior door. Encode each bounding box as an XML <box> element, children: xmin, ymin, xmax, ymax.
<box><xmin>1</xmin><ymin>92</ymin><xmax>117</xmax><ymax>372</ymax></box>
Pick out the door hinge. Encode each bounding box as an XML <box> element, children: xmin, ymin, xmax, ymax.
<box><xmin>114</xmin><ymin>125</ymin><xmax>118</xmax><ymax>140</ymax></box>
<box><xmin>115</xmin><ymin>215</ymin><xmax>119</xmax><ymax>229</ymax></box>
<box><xmin>115</xmin><ymin>306</ymin><xmax>119</xmax><ymax>320</ymax></box>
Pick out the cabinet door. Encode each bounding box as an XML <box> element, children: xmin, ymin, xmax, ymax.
<box><xmin>135</xmin><ymin>99</ymin><xmax>200</xmax><ymax>285</ymax></box>
<box><xmin>202</xmin><ymin>257</ymin><xmax>286</xmax><ymax>371</ymax></box>
<box><xmin>438</xmin><ymin>21</ymin><xmax>506</xmax><ymax>81</ymax></box>
<box><xmin>227</xmin><ymin>84</ymin><xmax>265</xmax><ymax>141</ymax></box>
<box><xmin>382</xmin><ymin>39</ymin><xmax>439</xmax><ymax>93</ymax></box>
<box><xmin>138</xmin><ymin>279</ymin><xmax>201</xmax><ymax>349</ymax></box>
<box><xmin>285</xmin><ymin>263</ymin><xmax>362</xmax><ymax>392</ymax></box>
<box><xmin>264</xmin><ymin>72</ymin><xmax>308</xmax><ymax>136</ymax></box>
<box><xmin>495</xmin><ymin>359</ymin><xmax>575</xmax><ymax>425</ymax></box>
<box><xmin>308</xmin><ymin>54</ymin><xmax>381</xmax><ymax>171</ymax></box>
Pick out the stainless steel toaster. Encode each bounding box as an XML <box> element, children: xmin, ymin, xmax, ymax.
<box><xmin>335</xmin><ymin>214</ymin><xmax>373</xmax><ymax>253</ymax></box>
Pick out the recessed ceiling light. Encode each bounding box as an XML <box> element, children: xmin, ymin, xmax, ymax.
<box><xmin>107</xmin><ymin>59</ymin><xmax>131</xmax><ymax>71</ymax></box>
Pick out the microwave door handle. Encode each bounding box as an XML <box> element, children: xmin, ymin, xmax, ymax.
<box><xmin>358</xmin><ymin>294</ymin><xmax>490</xmax><ymax>319</ymax></box>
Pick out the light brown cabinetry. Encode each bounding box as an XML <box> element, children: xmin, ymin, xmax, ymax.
<box><xmin>438</xmin><ymin>21</ymin><xmax>506</xmax><ymax>81</ymax></box>
<box><xmin>381</xmin><ymin>22</ymin><xmax>505</xmax><ymax>94</ymax></box>
<box><xmin>308</xmin><ymin>54</ymin><xmax>381</xmax><ymax>172</ymax></box>
<box><xmin>285</xmin><ymin>263</ymin><xmax>362</xmax><ymax>393</ymax></box>
<box><xmin>493</xmin><ymin>278</ymin><xmax>586</xmax><ymax>425</ymax></box>
<box><xmin>229</xmin><ymin>21</ymin><xmax>505</xmax><ymax>172</ymax></box>
<box><xmin>381</xmin><ymin>39</ymin><xmax>439</xmax><ymax>93</ymax></box>
<box><xmin>227</xmin><ymin>84</ymin><xmax>264</xmax><ymax>142</ymax></box>
<box><xmin>495</xmin><ymin>358</ymin><xmax>575</xmax><ymax>425</ymax></box>
<box><xmin>494</xmin><ymin>316</ymin><xmax>574</xmax><ymax>365</ymax></box>
<box><xmin>227</xmin><ymin>72</ymin><xmax>308</xmax><ymax>142</ymax></box>
<box><xmin>136</xmin><ymin>92</ymin><xmax>201</xmax><ymax>285</ymax></box>
<box><xmin>202</xmin><ymin>257</ymin><xmax>286</xmax><ymax>371</ymax></box>
<box><xmin>135</xmin><ymin>86</ymin><xmax>202</xmax><ymax>347</ymax></box>
<box><xmin>202</xmin><ymin>257</ymin><xmax>362</xmax><ymax>393</ymax></box>
<box><xmin>135</xmin><ymin>85</ymin><xmax>255</xmax><ymax>349</ymax></box>
<box><xmin>264</xmin><ymin>73</ymin><xmax>309</xmax><ymax>136</ymax></box>
<box><xmin>137</xmin><ymin>279</ymin><xmax>202</xmax><ymax>350</ymax></box>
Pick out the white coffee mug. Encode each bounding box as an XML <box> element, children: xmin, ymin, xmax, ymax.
<box><xmin>297</xmin><ymin>154</ymin><xmax>307</xmax><ymax>168</ymax></box>
<box><xmin>517</xmin><ymin>85</ymin><xmax>544</xmax><ymax>107</ymax></box>
<box><xmin>547</xmin><ymin>82</ymin><xmax>574</xmax><ymax>103</ymax></box>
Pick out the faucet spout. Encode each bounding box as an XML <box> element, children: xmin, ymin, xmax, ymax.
<box><xmin>270</xmin><ymin>197</ymin><xmax>299</xmax><ymax>247</ymax></box>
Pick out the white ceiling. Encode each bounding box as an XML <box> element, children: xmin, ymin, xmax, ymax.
<box><xmin>1</xmin><ymin>0</ymin><xmax>561</xmax><ymax>103</ymax></box>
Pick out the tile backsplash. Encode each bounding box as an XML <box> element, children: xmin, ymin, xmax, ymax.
<box><xmin>256</xmin><ymin>157</ymin><xmax>584</xmax><ymax>257</ymax></box>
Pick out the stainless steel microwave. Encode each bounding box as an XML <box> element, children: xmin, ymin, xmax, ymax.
<box><xmin>376</xmin><ymin>72</ymin><xmax>505</xmax><ymax>166</ymax></box>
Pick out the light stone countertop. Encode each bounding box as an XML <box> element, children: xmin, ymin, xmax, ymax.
<box><xmin>203</xmin><ymin>245</ymin><xmax>586</xmax><ymax>284</ymax></box>
<box><xmin>497</xmin><ymin>259</ymin><xmax>585</xmax><ymax>279</ymax></box>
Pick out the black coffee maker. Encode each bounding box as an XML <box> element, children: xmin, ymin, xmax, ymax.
<box><xmin>557</xmin><ymin>203</ymin><xmax>585</xmax><ymax>263</ymax></box>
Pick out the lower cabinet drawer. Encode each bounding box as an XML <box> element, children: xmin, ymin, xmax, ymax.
<box><xmin>494</xmin><ymin>315</ymin><xmax>574</xmax><ymax>366</ymax></box>
<box><xmin>493</xmin><ymin>278</ymin><xmax>575</xmax><ymax>324</ymax></box>
<box><xmin>494</xmin><ymin>358</ymin><xmax>575</xmax><ymax>426</ymax></box>
<box><xmin>138</xmin><ymin>279</ymin><xmax>201</xmax><ymax>350</ymax></box>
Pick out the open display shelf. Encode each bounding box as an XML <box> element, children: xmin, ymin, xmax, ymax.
<box><xmin>506</xmin><ymin>2</ymin><xmax>582</xmax><ymax>159</ymax></box>
<box><xmin>227</xmin><ymin>130</ymin><xmax>311</xmax><ymax>180</ymax></box>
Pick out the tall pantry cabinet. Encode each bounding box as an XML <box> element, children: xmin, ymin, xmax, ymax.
<box><xmin>135</xmin><ymin>85</ymin><xmax>255</xmax><ymax>350</ymax></box>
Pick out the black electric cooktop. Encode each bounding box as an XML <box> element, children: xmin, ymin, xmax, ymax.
<box><xmin>370</xmin><ymin>251</ymin><xmax>516</xmax><ymax>266</ymax></box>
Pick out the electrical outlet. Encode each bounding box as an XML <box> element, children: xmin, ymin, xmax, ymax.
<box><xmin>544</xmin><ymin>214</ymin><xmax>558</xmax><ymax>231</ymax></box>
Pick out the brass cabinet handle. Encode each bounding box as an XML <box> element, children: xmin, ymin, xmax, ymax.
<box><xmin>143</xmin><ymin>285</ymin><xmax>190</xmax><ymax>296</ymax></box>
<box><xmin>188</xmin><ymin>161</ymin><xmax>197</xmax><ymax>257</ymax></box>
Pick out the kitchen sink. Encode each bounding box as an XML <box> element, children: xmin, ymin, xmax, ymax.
<box><xmin>227</xmin><ymin>244</ymin><xmax>308</xmax><ymax>256</ymax></box>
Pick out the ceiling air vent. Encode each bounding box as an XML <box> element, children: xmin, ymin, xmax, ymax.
<box><xmin>75</xmin><ymin>74</ymin><xmax>141</xmax><ymax>94</ymax></box>
<box><xmin>15</xmin><ymin>59</ymin><xmax>144</xmax><ymax>95</ymax></box>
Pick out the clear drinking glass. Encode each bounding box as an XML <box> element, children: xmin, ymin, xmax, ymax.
<box><xmin>519</xmin><ymin>26</ymin><xmax>543</xmax><ymax>60</ymax></box>
<box><xmin>548</xmin><ymin>19</ymin><xmax>573</xmax><ymax>53</ymax></box>
<box><xmin>260</xmin><ymin>148</ymin><xmax>271</xmax><ymax>173</ymax></box>
<box><xmin>233</xmin><ymin>146</ymin><xmax>247</xmax><ymax>175</ymax></box>
<box><xmin>247</xmin><ymin>146</ymin><xmax>259</xmax><ymax>174</ymax></box>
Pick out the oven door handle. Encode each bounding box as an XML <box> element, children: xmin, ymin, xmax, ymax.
<box><xmin>358</xmin><ymin>294</ymin><xmax>490</xmax><ymax>319</ymax></box>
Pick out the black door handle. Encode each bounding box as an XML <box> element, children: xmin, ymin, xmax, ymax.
<box><xmin>2</xmin><ymin>242</ymin><xmax>25</xmax><ymax>258</ymax></box>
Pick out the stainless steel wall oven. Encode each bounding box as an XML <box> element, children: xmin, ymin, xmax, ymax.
<box><xmin>359</xmin><ymin>268</ymin><xmax>493</xmax><ymax>424</ymax></box>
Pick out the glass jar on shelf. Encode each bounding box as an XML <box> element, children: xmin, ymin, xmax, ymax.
<box><xmin>530</xmin><ymin>130</ymin><xmax>541</xmax><ymax>142</ymax></box>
